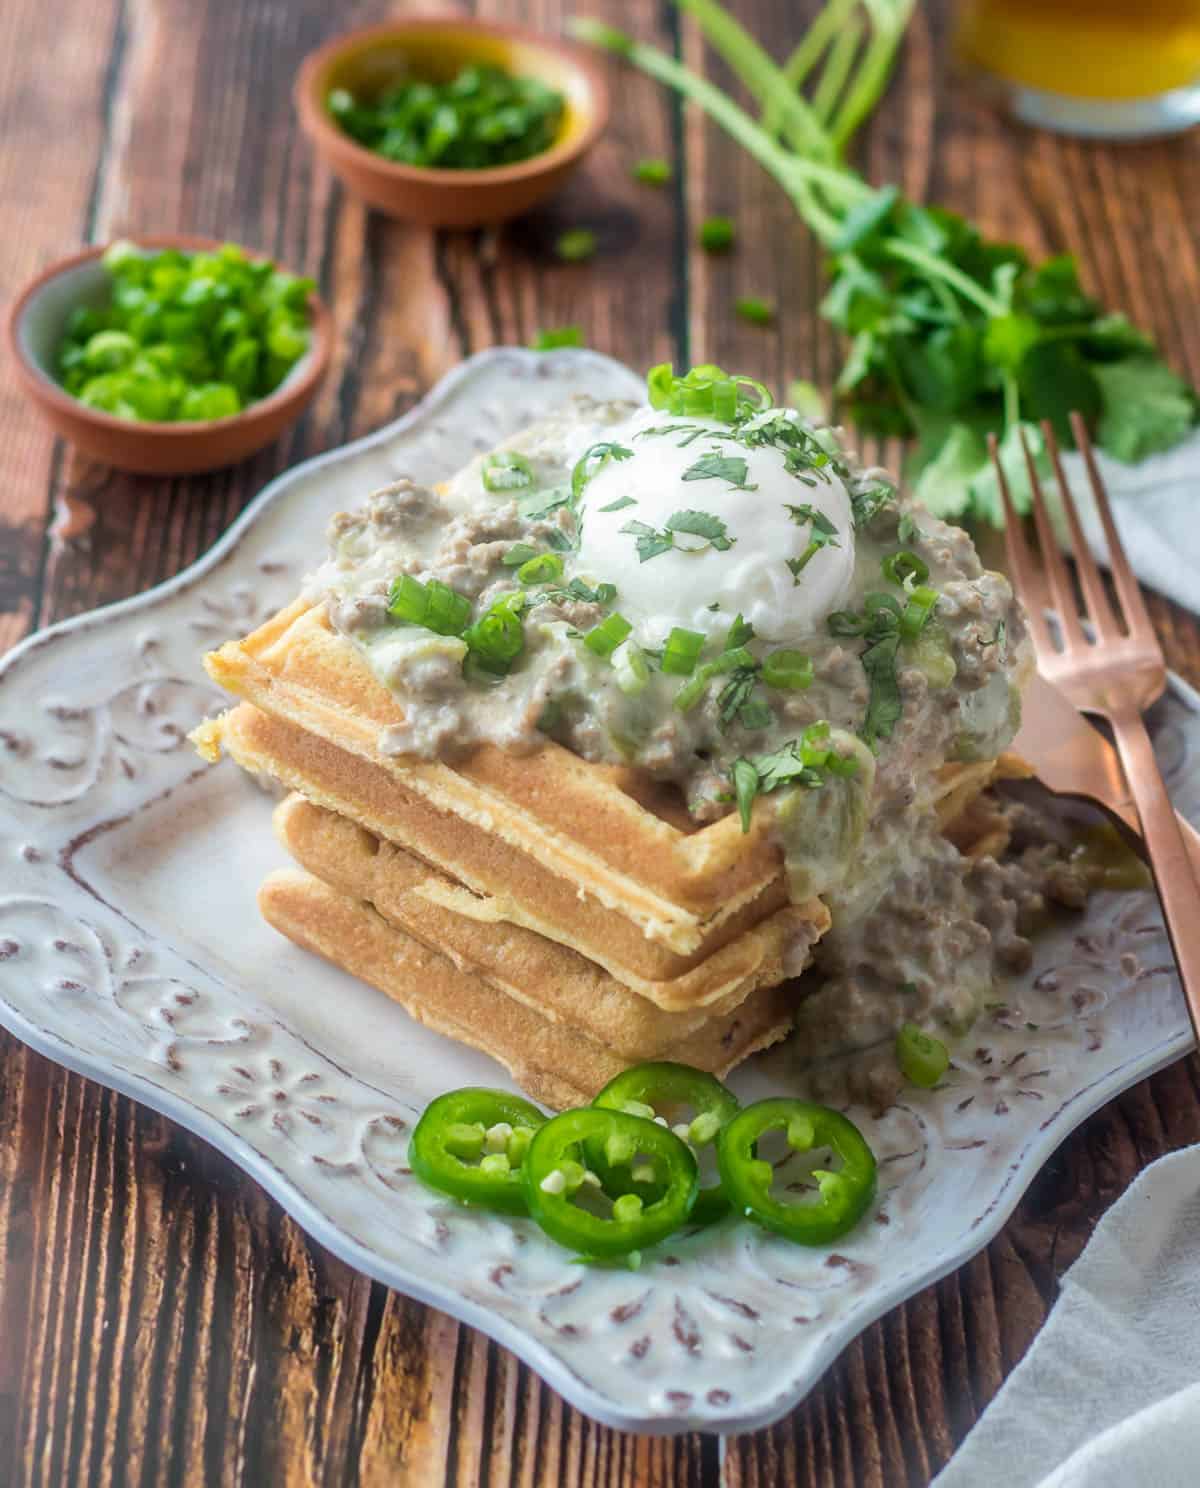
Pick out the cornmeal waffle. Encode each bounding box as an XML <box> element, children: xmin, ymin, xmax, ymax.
<box><xmin>200</xmin><ymin>600</ymin><xmax>1006</xmax><ymax>978</ymax></box>
<box><xmin>271</xmin><ymin>792</ymin><xmax>821</xmax><ymax>1047</ymax></box>
<box><xmin>201</xmin><ymin>701</ymin><xmax>827</xmax><ymax>1009</ymax></box>
<box><xmin>258</xmin><ymin>868</ymin><xmax>796</xmax><ymax>1110</ymax></box>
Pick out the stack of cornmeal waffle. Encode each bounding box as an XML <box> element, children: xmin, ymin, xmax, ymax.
<box><xmin>195</xmin><ymin>596</ymin><xmax>1017</xmax><ymax>1110</ymax></box>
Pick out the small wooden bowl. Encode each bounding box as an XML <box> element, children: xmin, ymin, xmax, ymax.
<box><xmin>6</xmin><ymin>235</ymin><xmax>333</xmax><ymax>476</ymax></box>
<box><xmin>295</xmin><ymin>17</ymin><xmax>609</xmax><ymax>228</ymax></box>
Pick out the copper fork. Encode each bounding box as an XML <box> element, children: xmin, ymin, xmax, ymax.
<box><xmin>990</xmin><ymin>414</ymin><xmax>1200</xmax><ymax>1033</ymax></box>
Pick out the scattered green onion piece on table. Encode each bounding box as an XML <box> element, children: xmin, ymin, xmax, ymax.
<box><xmin>699</xmin><ymin>216</ymin><xmax>735</xmax><ymax>252</ymax></box>
<box><xmin>895</xmin><ymin>1023</ymin><xmax>950</xmax><ymax>1088</ymax></box>
<box><xmin>516</xmin><ymin>552</ymin><xmax>564</xmax><ymax>585</ymax></box>
<box><xmin>584</xmin><ymin>612</ymin><xmax>633</xmax><ymax>659</ymax></box>
<box><xmin>717</xmin><ymin>1098</ymin><xmax>877</xmax><ymax>1245</ymax></box>
<box><xmin>482</xmin><ymin>451</ymin><xmax>535</xmax><ymax>493</ymax></box>
<box><xmin>660</xmin><ymin>627</ymin><xmax>707</xmax><ymax>676</ymax></box>
<box><xmin>762</xmin><ymin>649</ymin><xmax>814</xmax><ymax>690</ymax></box>
<box><xmin>882</xmin><ymin>550</ymin><xmax>930</xmax><ymax>586</ymax></box>
<box><xmin>409</xmin><ymin>1088</ymin><xmax>548</xmax><ymax>1215</ymax></box>
<box><xmin>735</xmin><ymin>297</ymin><xmax>774</xmax><ymax>326</ymax></box>
<box><xmin>632</xmin><ymin>157</ymin><xmax>672</xmax><ymax>186</ymax></box>
<box><xmin>555</xmin><ymin>228</ymin><xmax>598</xmax><ymax>262</ymax></box>
<box><xmin>530</xmin><ymin>326</ymin><xmax>584</xmax><ymax>350</ymax></box>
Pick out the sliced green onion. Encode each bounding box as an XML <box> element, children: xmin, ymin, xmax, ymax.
<box><xmin>556</xmin><ymin>228</ymin><xmax>597</xmax><ymax>262</ymax></box>
<box><xmin>516</xmin><ymin>552</ymin><xmax>565</xmax><ymax>585</ymax></box>
<box><xmin>425</xmin><ymin>579</ymin><xmax>473</xmax><ymax>637</ymax></box>
<box><xmin>661</xmin><ymin>627</ymin><xmax>707</xmax><ymax>676</ymax></box>
<box><xmin>882</xmin><ymin>549</ymin><xmax>930</xmax><ymax>587</ymax></box>
<box><xmin>735</xmin><ymin>297</ymin><xmax>774</xmax><ymax>326</ymax></box>
<box><xmin>674</xmin><ymin>645</ymin><xmax>757</xmax><ymax>711</ymax></box>
<box><xmin>633</xmin><ymin>157</ymin><xmax>671</xmax><ymax>185</ymax></box>
<box><xmin>864</xmin><ymin>592</ymin><xmax>903</xmax><ymax>623</ymax></box>
<box><xmin>482</xmin><ymin>451</ymin><xmax>535</xmax><ymax>493</ymax></box>
<box><xmin>762</xmin><ymin>649</ymin><xmax>813</xmax><ymax>690</ymax></box>
<box><xmin>724</xmin><ymin>614</ymin><xmax>755</xmax><ymax>649</ymax></box>
<box><xmin>612</xmin><ymin>639</ymin><xmax>650</xmax><ymax>695</ymax></box>
<box><xmin>699</xmin><ymin>216</ymin><xmax>735</xmax><ymax>252</ymax></box>
<box><xmin>895</xmin><ymin>1022</ymin><xmax>949</xmax><ymax>1088</ymax></box>
<box><xmin>584</xmin><ymin>612</ymin><xmax>633</xmax><ymax>658</ymax></box>
<box><xmin>463</xmin><ymin>593</ymin><xmax>526</xmax><ymax>675</ymax></box>
<box><xmin>899</xmin><ymin>584</ymin><xmax>939</xmax><ymax>639</ymax></box>
<box><xmin>647</xmin><ymin>362</ymin><xmax>675</xmax><ymax>410</ymax></box>
<box><xmin>644</xmin><ymin>363</ymin><xmax>772</xmax><ymax>421</ymax></box>
<box><xmin>387</xmin><ymin>575</ymin><xmax>472</xmax><ymax>637</ymax></box>
<box><xmin>530</xmin><ymin>326</ymin><xmax>584</xmax><ymax>350</ymax></box>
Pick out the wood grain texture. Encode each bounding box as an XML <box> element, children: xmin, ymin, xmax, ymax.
<box><xmin>1</xmin><ymin>1</ymin><xmax>1199</xmax><ymax>1483</ymax></box>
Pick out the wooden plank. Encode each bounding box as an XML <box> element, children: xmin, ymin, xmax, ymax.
<box><xmin>0</xmin><ymin>0</ymin><xmax>121</xmax><ymax>652</ymax></box>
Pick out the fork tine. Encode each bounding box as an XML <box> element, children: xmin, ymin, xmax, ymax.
<box><xmin>1020</xmin><ymin>427</ymin><xmax>1088</xmax><ymax>649</ymax></box>
<box><xmin>1070</xmin><ymin>411</ymin><xmax>1151</xmax><ymax>638</ymax></box>
<box><xmin>1043</xmin><ymin>420</ymin><xmax>1122</xmax><ymax>642</ymax></box>
<box><xmin>988</xmin><ymin>432</ymin><xmax>1055</xmax><ymax>659</ymax></box>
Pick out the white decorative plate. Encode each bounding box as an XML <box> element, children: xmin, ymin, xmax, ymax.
<box><xmin>0</xmin><ymin>349</ymin><xmax>1195</xmax><ymax>1435</ymax></box>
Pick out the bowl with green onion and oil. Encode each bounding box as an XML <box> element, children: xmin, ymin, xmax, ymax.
<box><xmin>7</xmin><ymin>235</ymin><xmax>332</xmax><ymax>475</ymax></box>
<box><xmin>295</xmin><ymin>17</ymin><xmax>608</xmax><ymax>228</ymax></box>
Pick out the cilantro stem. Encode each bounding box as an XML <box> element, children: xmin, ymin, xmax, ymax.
<box><xmin>676</xmin><ymin>0</ymin><xmax>834</xmax><ymax>160</ymax></box>
<box><xmin>777</xmin><ymin>0</ymin><xmax>860</xmax><ymax>110</ymax></box>
<box><xmin>812</xmin><ymin>15</ymin><xmax>864</xmax><ymax>126</ymax></box>
<box><xmin>828</xmin><ymin>2</ymin><xmax>918</xmax><ymax>156</ymax></box>
<box><xmin>882</xmin><ymin>240</ymin><xmax>1005</xmax><ymax>317</ymax></box>
<box><xmin>570</xmin><ymin>19</ymin><xmax>854</xmax><ymax>242</ymax></box>
<box><xmin>1003</xmin><ymin>372</ymin><xmax>1021</xmax><ymax>429</ymax></box>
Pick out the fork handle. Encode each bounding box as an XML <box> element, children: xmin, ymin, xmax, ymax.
<box><xmin>1109</xmin><ymin>708</ymin><xmax>1200</xmax><ymax>1039</ymax></box>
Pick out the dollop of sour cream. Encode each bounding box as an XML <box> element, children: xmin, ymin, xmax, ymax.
<box><xmin>571</xmin><ymin>404</ymin><xmax>856</xmax><ymax>645</ymax></box>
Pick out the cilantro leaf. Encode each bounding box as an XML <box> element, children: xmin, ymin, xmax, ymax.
<box><xmin>620</xmin><ymin>519</ymin><xmax>675</xmax><ymax>563</ymax></box>
<box><xmin>785</xmin><ymin>504</ymin><xmax>840</xmax><ymax>580</ymax></box>
<box><xmin>1093</xmin><ymin>358</ymin><xmax>1198</xmax><ymax>463</ymax></box>
<box><xmin>860</xmin><ymin>632</ymin><xmax>902</xmax><ymax>748</ymax></box>
<box><xmin>517</xmin><ymin>485</ymin><xmax>571</xmax><ymax>521</ymax></box>
<box><xmin>731</xmin><ymin>758</ymin><xmax>760</xmax><ymax>832</ymax></box>
<box><xmin>849</xmin><ymin>481</ymin><xmax>896</xmax><ymax>528</ymax></box>
<box><xmin>716</xmin><ymin>667</ymin><xmax>757</xmax><ymax>726</ymax></box>
<box><xmin>599</xmin><ymin>495</ymin><xmax>637</xmax><ymax>512</ymax></box>
<box><xmin>621</xmin><ymin>510</ymin><xmax>736</xmax><ymax>560</ymax></box>
<box><xmin>910</xmin><ymin>423</ymin><xmax>986</xmax><ymax>519</ymax></box>
<box><xmin>666</xmin><ymin>509</ymin><xmax>735</xmax><ymax>551</ymax></box>
<box><xmin>682</xmin><ymin>452</ymin><xmax>757</xmax><ymax>489</ymax></box>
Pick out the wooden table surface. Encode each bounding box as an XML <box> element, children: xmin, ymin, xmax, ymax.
<box><xmin>3</xmin><ymin>2</ymin><xmax>1200</xmax><ymax>1483</ymax></box>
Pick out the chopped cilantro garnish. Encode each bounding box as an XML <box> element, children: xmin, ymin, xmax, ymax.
<box><xmin>637</xmin><ymin>422</ymin><xmax>717</xmax><ymax>447</ymax></box>
<box><xmin>620</xmin><ymin>510</ymin><xmax>735</xmax><ymax>560</ymax></box>
<box><xmin>620</xmin><ymin>519</ymin><xmax>675</xmax><ymax>563</ymax></box>
<box><xmin>682</xmin><ymin>452</ymin><xmax>757</xmax><ymax>490</ymax></box>
<box><xmin>897</xmin><ymin>512</ymin><xmax>925</xmax><ymax>544</ymax></box>
<box><xmin>849</xmin><ymin>482</ymin><xmax>896</xmax><ymax>528</ymax></box>
<box><xmin>598</xmin><ymin>494</ymin><xmax>637</xmax><ymax>512</ymax></box>
<box><xmin>517</xmin><ymin>486</ymin><xmax>570</xmax><ymax>521</ymax></box>
<box><xmin>502</xmin><ymin>542</ymin><xmax>541</xmax><ymax>567</ymax></box>
<box><xmin>571</xmin><ymin>441</ymin><xmax>633</xmax><ymax>503</ymax></box>
<box><xmin>860</xmin><ymin>632</ymin><xmax>902</xmax><ymax>748</ymax></box>
<box><xmin>785</xmin><ymin>504</ymin><xmax>840</xmax><ymax>582</ymax></box>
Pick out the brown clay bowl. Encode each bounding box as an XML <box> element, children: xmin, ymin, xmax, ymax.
<box><xmin>6</xmin><ymin>235</ymin><xmax>333</xmax><ymax>476</ymax></box>
<box><xmin>294</xmin><ymin>17</ymin><xmax>609</xmax><ymax>229</ymax></box>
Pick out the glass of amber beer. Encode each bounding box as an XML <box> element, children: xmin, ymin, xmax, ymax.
<box><xmin>956</xmin><ymin>0</ymin><xmax>1200</xmax><ymax>137</ymax></box>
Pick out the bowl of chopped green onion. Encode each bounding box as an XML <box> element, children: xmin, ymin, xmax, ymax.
<box><xmin>295</xmin><ymin>17</ymin><xmax>608</xmax><ymax>228</ymax></box>
<box><xmin>7</xmin><ymin>235</ymin><xmax>332</xmax><ymax>475</ymax></box>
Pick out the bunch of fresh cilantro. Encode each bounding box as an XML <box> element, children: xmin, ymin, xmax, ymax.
<box><xmin>575</xmin><ymin>0</ymin><xmax>1199</xmax><ymax>524</ymax></box>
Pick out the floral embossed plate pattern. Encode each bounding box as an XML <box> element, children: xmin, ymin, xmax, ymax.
<box><xmin>0</xmin><ymin>348</ymin><xmax>1195</xmax><ymax>1435</ymax></box>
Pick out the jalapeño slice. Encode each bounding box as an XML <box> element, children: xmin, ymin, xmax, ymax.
<box><xmin>717</xmin><ymin>1098</ymin><xmax>877</xmax><ymax>1246</ymax></box>
<box><xmin>522</xmin><ymin>1107</ymin><xmax>698</xmax><ymax>1259</ymax></box>
<box><xmin>409</xmin><ymin>1087</ymin><xmax>547</xmax><ymax>1216</ymax></box>
<box><xmin>592</xmin><ymin>1061</ymin><xmax>739</xmax><ymax>1225</ymax></box>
